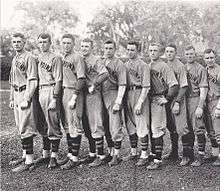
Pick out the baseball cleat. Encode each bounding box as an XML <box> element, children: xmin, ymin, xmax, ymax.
<box><xmin>9</xmin><ymin>158</ymin><xmax>25</xmax><ymax>166</ymax></box>
<box><xmin>60</xmin><ymin>159</ymin><xmax>79</xmax><ymax>170</ymax></box>
<box><xmin>80</xmin><ymin>155</ymin><xmax>96</xmax><ymax>164</ymax></box>
<box><xmin>147</xmin><ymin>161</ymin><xmax>162</xmax><ymax>170</ymax></box>
<box><xmin>122</xmin><ymin>153</ymin><xmax>138</xmax><ymax>162</ymax></box>
<box><xmin>136</xmin><ymin>158</ymin><xmax>148</xmax><ymax>166</ymax></box>
<box><xmin>204</xmin><ymin>156</ymin><xmax>218</xmax><ymax>163</ymax></box>
<box><xmin>48</xmin><ymin>157</ymin><xmax>59</xmax><ymax>169</ymax></box>
<box><xmin>108</xmin><ymin>155</ymin><xmax>122</xmax><ymax>167</ymax></box>
<box><xmin>191</xmin><ymin>155</ymin><xmax>204</xmax><ymax>167</ymax></box>
<box><xmin>12</xmin><ymin>163</ymin><xmax>35</xmax><ymax>173</ymax></box>
<box><xmin>212</xmin><ymin>157</ymin><xmax>220</xmax><ymax>166</ymax></box>
<box><xmin>34</xmin><ymin>157</ymin><xmax>50</xmax><ymax>166</ymax></box>
<box><xmin>89</xmin><ymin>157</ymin><xmax>107</xmax><ymax>167</ymax></box>
<box><xmin>180</xmin><ymin>157</ymin><xmax>191</xmax><ymax>166</ymax></box>
<box><xmin>57</xmin><ymin>157</ymin><xmax>69</xmax><ymax>166</ymax></box>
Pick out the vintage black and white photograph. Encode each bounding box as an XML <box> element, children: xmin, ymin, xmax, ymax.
<box><xmin>1</xmin><ymin>0</ymin><xmax>220</xmax><ymax>190</ymax></box>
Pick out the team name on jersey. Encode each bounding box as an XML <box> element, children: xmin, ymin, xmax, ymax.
<box><xmin>15</xmin><ymin>60</ymin><xmax>26</xmax><ymax>72</ymax></box>
<box><xmin>106</xmin><ymin>66</ymin><xmax>117</xmax><ymax>80</ymax></box>
<box><xmin>208</xmin><ymin>74</ymin><xmax>217</xmax><ymax>84</ymax></box>
<box><xmin>63</xmin><ymin>60</ymin><xmax>74</xmax><ymax>70</ymax></box>
<box><xmin>152</xmin><ymin>70</ymin><xmax>166</xmax><ymax>86</ymax></box>
<box><xmin>39</xmin><ymin>61</ymin><xmax>52</xmax><ymax>72</ymax></box>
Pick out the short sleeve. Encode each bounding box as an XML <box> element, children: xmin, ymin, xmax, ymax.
<box><xmin>26</xmin><ymin>55</ymin><xmax>38</xmax><ymax>81</ymax></box>
<box><xmin>178</xmin><ymin>64</ymin><xmax>188</xmax><ymax>88</ymax></box>
<box><xmin>117</xmin><ymin>60</ymin><xmax>127</xmax><ymax>86</ymax></box>
<box><xmin>75</xmin><ymin>55</ymin><xmax>86</xmax><ymax>79</ymax></box>
<box><xmin>198</xmin><ymin>67</ymin><xmax>208</xmax><ymax>88</ymax></box>
<box><xmin>53</xmin><ymin>56</ymin><xmax>63</xmax><ymax>82</ymax></box>
<box><xmin>141</xmin><ymin>63</ymin><xmax>150</xmax><ymax>88</ymax></box>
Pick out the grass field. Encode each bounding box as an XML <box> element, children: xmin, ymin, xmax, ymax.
<box><xmin>1</xmin><ymin>88</ymin><xmax>220</xmax><ymax>191</ymax></box>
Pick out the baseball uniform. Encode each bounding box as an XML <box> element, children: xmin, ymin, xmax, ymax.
<box><xmin>149</xmin><ymin>59</ymin><xmax>178</xmax><ymax>165</ymax></box>
<box><xmin>207</xmin><ymin>64</ymin><xmax>220</xmax><ymax>144</ymax></box>
<box><xmin>186</xmin><ymin>61</ymin><xmax>208</xmax><ymax>165</ymax></box>
<box><xmin>37</xmin><ymin>52</ymin><xmax>63</xmax><ymax>140</ymax></box>
<box><xmin>9</xmin><ymin>50</ymin><xmax>38</xmax><ymax>171</ymax></box>
<box><xmin>165</xmin><ymin>59</ymin><xmax>191</xmax><ymax>160</ymax></box>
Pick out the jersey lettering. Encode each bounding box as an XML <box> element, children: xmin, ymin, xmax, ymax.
<box><xmin>40</xmin><ymin>61</ymin><xmax>52</xmax><ymax>72</ymax></box>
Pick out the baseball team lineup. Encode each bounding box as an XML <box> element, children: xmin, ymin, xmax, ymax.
<box><xmin>8</xmin><ymin>32</ymin><xmax>220</xmax><ymax>173</ymax></box>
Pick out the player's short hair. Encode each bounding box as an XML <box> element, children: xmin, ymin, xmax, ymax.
<box><xmin>104</xmin><ymin>39</ymin><xmax>116</xmax><ymax>48</ymax></box>
<box><xmin>82</xmin><ymin>38</ymin><xmax>93</xmax><ymax>47</ymax></box>
<box><xmin>127</xmin><ymin>40</ymin><xmax>140</xmax><ymax>51</ymax></box>
<box><xmin>12</xmin><ymin>33</ymin><xmax>25</xmax><ymax>40</ymax></box>
<box><xmin>185</xmin><ymin>45</ymin><xmax>195</xmax><ymax>51</ymax></box>
<box><xmin>149</xmin><ymin>42</ymin><xmax>164</xmax><ymax>53</ymax></box>
<box><xmin>37</xmin><ymin>33</ymin><xmax>52</xmax><ymax>43</ymax></box>
<box><xmin>62</xmin><ymin>34</ymin><xmax>75</xmax><ymax>43</ymax></box>
<box><xmin>203</xmin><ymin>48</ymin><xmax>215</xmax><ymax>55</ymax></box>
<box><xmin>166</xmin><ymin>43</ymin><xmax>177</xmax><ymax>51</ymax></box>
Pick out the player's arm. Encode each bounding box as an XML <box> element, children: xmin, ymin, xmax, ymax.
<box><xmin>113</xmin><ymin>63</ymin><xmax>127</xmax><ymax>113</ymax></box>
<box><xmin>21</xmin><ymin>56</ymin><xmax>38</xmax><ymax>109</ymax></box>
<box><xmin>135</xmin><ymin>63</ymin><xmax>150</xmax><ymax>115</ymax></box>
<box><xmin>48</xmin><ymin>56</ymin><xmax>63</xmax><ymax>110</ymax></box>
<box><xmin>195</xmin><ymin>68</ymin><xmax>209</xmax><ymax>118</ymax></box>
<box><xmin>9</xmin><ymin>85</ymin><xmax>14</xmax><ymax>109</ymax></box>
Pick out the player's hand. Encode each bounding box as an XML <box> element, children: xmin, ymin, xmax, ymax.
<box><xmin>48</xmin><ymin>99</ymin><xmax>57</xmax><ymax>110</ymax></box>
<box><xmin>214</xmin><ymin>108</ymin><xmax>220</xmax><ymax>118</ymax></box>
<box><xmin>113</xmin><ymin>103</ymin><xmax>121</xmax><ymax>114</ymax></box>
<box><xmin>172</xmin><ymin>102</ymin><xmax>180</xmax><ymax>115</ymax></box>
<box><xmin>195</xmin><ymin>107</ymin><xmax>203</xmax><ymax>118</ymax></box>
<box><xmin>157</xmin><ymin>96</ymin><xmax>168</xmax><ymax>106</ymax></box>
<box><xmin>9</xmin><ymin>101</ymin><xmax>14</xmax><ymax>109</ymax></box>
<box><xmin>134</xmin><ymin>101</ymin><xmax>143</xmax><ymax>115</ymax></box>
<box><xmin>20</xmin><ymin>100</ymin><xmax>30</xmax><ymax>110</ymax></box>
<box><xmin>88</xmin><ymin>85</ymin><xmax>95</xmax><ymax>94</ymax></box>
<box><xmin>68</xmin><ymin>99</ymin><xmax>76</xmax><ymax>110</ymax></box>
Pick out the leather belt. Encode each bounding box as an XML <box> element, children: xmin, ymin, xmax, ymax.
<box><xmin>39</xmin><ymin>83</ymin><xmax>55</xmax><ymax>89</ymax></box>
<box><xmin>128</xmin><ymin>86</ymin><xmax>142</xmax><ymax>91</ymax></box>
<box><xmin>13</xmin><ymin>85</ymin><xmax>26</xmax><ymax>92</ymax></box>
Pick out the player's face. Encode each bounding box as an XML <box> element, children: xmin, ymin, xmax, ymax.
<box><xmin>149</xmin><ymin>45</ymin><xmax>160</xmax><ymax>61</ymax></box>
<box><xmin>38</xmin><ymin>37</ymin><xmax>51</xmax><ymax>52</ymax></box>
<box><xmin>127</xmin><ymin>44</ymin><xmax>138</xmax><ymax>59</ymax></box>
<box><xmin>62</xmin><ymin>38</ymin><xmax>74</xmax><ymax>54</ymax></box>
<box><xmin>185</xmin><ymin>49</ymin><xmax>195</xmax><ymax>63</ymax></box>
<box><xmin>165</xmin><ymin>47</ymin><xmax>176</xmax><ymax>61</ymax></box>
<box><xmin>81</xmin><ymin>41</ymin><xmax>92</xmax><ymax>56</ymax></box>
<box><xmin>104</xmin><ymin>43</ymin><xmax>115</xmax><ymax>58</ymax></box>
<box><xmin>12</xmin><ymin>37</ymin><xmax>25</xmax><ymax>52</ymax></box>
<box><xmin>204</xmin><ymin>52</ymin><xmax>215</xmax><ymax>66</ymax></box>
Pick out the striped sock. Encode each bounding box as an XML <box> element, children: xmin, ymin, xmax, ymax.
<box><xmin>71</xmin><ymin>135</ymin><xmax>82</xmax><ymax>157</ymax></box>
<box><xmin>95</xmin><ymin>137</ymin><xmax>104</xmax><ymax>156</ymax></box>
<box><xmin>154</xmin><ymin>137</ymin><xmax>163</xmax><ymax>160</ymax></box>
<box><xmin>43</xmin><ymin>136</ymin><xmax>51</xmax><ymax>150</ymax></box>
<box><xmin>140</xmin><ymin>135</ymin><xmax>149</xmax><ymax>151</ymax></box>
<box><xmin>129</xmin><ymin>133</ymin><xmax>138</xmax><ymax>148</ymax></box>
<box><xmin>51</xmin><ymin>139</ymin><xmax>60</xmax><ymax>153</ymax></box>
<box><xmin>197</xmin><ymin>134</ymin><xmax>206</xmax><ymax>153</ymax></box>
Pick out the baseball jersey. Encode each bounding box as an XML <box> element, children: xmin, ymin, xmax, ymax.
<box><xmin>62</xmin><ymin>52</ymin><xmax>85</xmax><ymax>88</ymax></box>
<box><xmin>167</xmin><ymin>59</ymin><xmax>188</xmax><ymax>88</ymax></box>
<box><xmin>9</xmin><ymin>51</ymin><xmax>38</xmax><ymax>87</ymax></box>
<box><xmin>207</xmin><ymin>63</ymin><xmax>220</xmax><ymax>98</ymax></box>
<box><xmin>150</xmin><ymin>59</ymin><xmax>178</xmax><ymax>89</ymax></box>
<box><xmin>125</xmin><ymin>57</ymin><xmax>150</xmax><ymax>88</ymax></box>
<box><xmin>186</xmin><ymin>61</ymin><xmax>208</xmax><ymax>97</ymax></box>
<box><xmin>38</xmin><ymin>52</ymin><xmax>63</xmax><ymax>86</ymax></box>
<box><xmin>83</xmin><ymin>54</ymin><xmax>108</xmax><ymax>87</ymax></box>
<box><xmin>101</xmin><ymin>57</ymin><xmax>127</xmax><ymax>92</ymax></box>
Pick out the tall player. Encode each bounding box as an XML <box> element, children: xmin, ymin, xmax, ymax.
<box><xmin>34</xmin><ymin>33</ymin><xmax>63</xmax><ymax>169</ymax></box>
<box><xmin>203</xmin><ymin>49</ymin><xmax>220</xmax><ymax>166</ymax></box>
<box><xmin>9</xmin><ymin>33</ymin><xmax>38</xmax><ymax>172</ymax></box>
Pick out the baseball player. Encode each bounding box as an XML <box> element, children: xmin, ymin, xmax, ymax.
<box><xmin>34</xmin><ymin>33</ymin><xmax>63</xmax><ymax>169</ymax></box>
<box><xmin>57</xmin><ymin>34</ymin><xmax>86</xmax><ymax>170</ymax></box>
<box><xmin>148</xmin><ymin>43</ymin><xmax>178</xmax><ymax>170</ymax></box>
<box><xmin>203</xmin><ymin>49</ymin><xmax>220</xmax><ymax>166</ymax></box>
<box><xmin>184</xmin><ymin>45</ymin><xmax>208</xmax><ymax>167</ymax></box>
<box><xmin>163</xmin><ymin>44</ymin><xmax>191</xmax><ymax>163</ymax></box>
<box><xmin>100</xmin><ymin>39</ymin><xmax>127</xmax><ymax>166</ymax></box>
<box><xmin>9</xmin><ymin>33</ymin><xmax>38</xmax><ymax>172</ymax></box>
<box><xmin>80</xmin><ymin>38</ymin><xmax>109</xmax><ymax>167</ymax></box>
<box><xmin>123</xmin><ymin>40</ymin><xmax>151</xmax><ymax>167</ymax></box>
